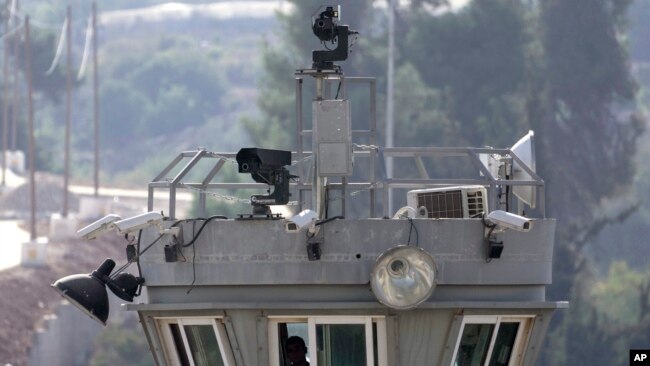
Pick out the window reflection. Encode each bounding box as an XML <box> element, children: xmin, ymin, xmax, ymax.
<box><xmin>184</xmin><ymin>324</ymin><xmax>226</xmax><ymax>366</ymax></box>
<box><xmin>454</xmin><ymin>324</ymin><xmax>495</xmax><ymax>366</ymax></box>
<box><xmin>488</xmin><ymin>322</ymin><xmax>520</xmax><ymax>366</ymax></box>
<box><xmin>169</xmin><ymin>323</ymin><xmax>191</xmax><ymax>366</ymax></box>
<box><xmin>316</xmin><ymin>324</ymin><xmax>366</xmax><ymax>366</ymax></box>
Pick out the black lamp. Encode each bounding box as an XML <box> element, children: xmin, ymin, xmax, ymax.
<box><xmin>51</xmin><ymin>258</ymin><xmax>144</xmax><ymax>325</ymax></box>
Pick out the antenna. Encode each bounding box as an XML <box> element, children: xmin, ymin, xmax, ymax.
<box><xmin>510</xmin><ymin>130</ymin><xmax>536</xmax><ymax>208</ymax></box>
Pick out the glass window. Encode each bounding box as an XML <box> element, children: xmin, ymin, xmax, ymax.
<box><xmin>277</xmin><ymin>322</ymin><xmax>311</xmax><ymax>366</ymax></box>
<box><xmin>169</xmin><ymin>323</ymin><xmax>191</xmax><ymax>366</ymax></box>
<box><xmin>184</xmin><ymin>324</ymin><xmax>225</xmax><ymax>366</ymax></box>
<box><xmin>316</xmin><ymin>324</ymin><xmax>366</xmax><ymax>366</ymax></box>
<box><xmin>451</xmin><ymin>316</ymin><xmax>532</xmax><ymax>366</ymax></box>
<box><xmin>157</xmin><ymin>318</ymin><xmax>235</xmax><ymax>366</ymax></box>
<box><xmin>269</xmin><ymin>316</ymin><xmax>387</xmax><ymax>366</ymax></box>
<box><xmin>454</xmin><ymin>324</ymin><xmax>495</xmax><ymax>366</ymax></box>
<box><xmin>488</xmin><ymin>323</ymin><xmax>520</xmax><ymax>366</ymax></box>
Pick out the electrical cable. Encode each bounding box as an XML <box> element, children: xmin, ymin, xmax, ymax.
<box><xmin>334</xmin><ymin>79</ymin><xmax>342</xmax><ymax>99</ymax></box>
<box><xmin>44</xmin><ymin>16</ymin><xmax>67</xmax><ymax>75</ymax></box>
<box><xmin>180</xmin><ymin>215</ymin><xmax>228</xmax><ymax>248</ymax></box>
<box><xmin>315</xmin><ymin>215</ymin><xmax>343</xmax><ymax>226</ymax></box>
<box><xmin>481</xmin><ymin>214</ymin><xmax>497</xmax><ymax>263</ymax></box>
<box><xmin>406</xmin><ymin>217</ymin><xmax>419</xmax><ymax>247</ymax></box>
<box><xmin>76</xmin><ymin>16</ymin><xmax>92</xmax><ymax>80</ymax></box>
<box><xmin>175</xmin><ymin>215</ymin><xmax>229</xmax><ymax>294</ymax></box>
<box><xmin>110</xmin><ymin>232</ymin><xmax>165</xmax><ymax>279</ymax></box>
<box><xmin>187</xmin><ymin>221</ymin><xmax>198</xmax><ymax>294</ymax></box>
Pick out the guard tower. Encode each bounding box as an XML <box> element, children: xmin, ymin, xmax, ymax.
<box><xmin>52</xmin><ymin>6</ymin><xmax>566</xmax><ymax>366</ymax></box>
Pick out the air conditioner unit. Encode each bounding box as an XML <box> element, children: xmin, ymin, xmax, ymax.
<box><xmin>406</xmin><ymin>186</ymin><xmax>488</xmax><ymax>219</ymax></box>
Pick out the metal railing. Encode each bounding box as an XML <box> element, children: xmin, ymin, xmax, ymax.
<box><xmin>147</xmin><ymin>146</ymin><xmax>544</xmax><ymax>220</ymax></box>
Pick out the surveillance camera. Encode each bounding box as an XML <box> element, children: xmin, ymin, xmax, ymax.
<box><xmin>285</xmin><ymin>209</ymin><xmax>318</xmax><ymax>233</ymax></box>
<box><xmin>486</xmin><ymin>210</ymin><xmax>532</xmax><ymax>232</ymax></box>
<box><xmin>114</xmin><ymin>211</ymin><xmax>164</xmax><ymax>235</ymax></box>
<box><xmin>77</xmin><ymin>214</ymin><xmax>122</xmax><ymax>240</ymax></box>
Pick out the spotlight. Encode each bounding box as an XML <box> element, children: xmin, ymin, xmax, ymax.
<box><xmin>51</xmin><ymin>258</ymin><xmax>144</xmax><ymax>325</ymax></box>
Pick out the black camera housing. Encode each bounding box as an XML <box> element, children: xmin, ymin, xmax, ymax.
<box><xmin>236</xmin><ymin>148</ymin><xmax>291</xmax><ymax>177</ymax></box>
<box><xmin>313</xmin><ymin>6</ymin><xmax>338</xmax><ymax>42</ymax></box>
<box><xmin>236</xmin><ymin>148</ymin><xmax>295</xmax><ymax>215</ymax></box>
<box><xmin>311</xmin><ymin>5</ymin><xmax>357</xmax><ymax>70</ymax></box>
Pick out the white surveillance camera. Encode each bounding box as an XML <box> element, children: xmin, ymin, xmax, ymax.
<box><xmin>77</xmin><ymin>214</ymin><xmax>122</xmax><ymax>240</ymax></box>
<box><xmin>486</xmin><ymin>210</ymin><xmax>532</xmax><ymax>232</ymax></box>
<box><xmin>114</xmin><ymin>211</ymin><xmax>164</xmax><ymax>235</ymax></box>
<box><xmin>285</xmin><ymin>209</ymin><xmax>318</xmax><ymax>233</ymax></box>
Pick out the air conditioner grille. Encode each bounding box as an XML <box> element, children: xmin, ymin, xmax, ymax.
<box><xmin>466</xmin><ymin>190</ymin><xmax>484</xmax><ymax>217</ymax></box>
<box><xmin>417</xmin><ymin>190</ymin><xmax>463</xmax><ymax>218</ymax></box>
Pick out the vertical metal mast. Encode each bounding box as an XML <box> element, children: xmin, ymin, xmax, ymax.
<box><xmin>386</xmin><ymin>0</ymin><xmax>395</xmax><ymax>216</ymax></box>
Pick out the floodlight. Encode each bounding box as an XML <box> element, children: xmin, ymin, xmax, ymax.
<box><xmin>51</xmin><ymin>258</ymin><xmax>144</xmax><ymax>326</ymax></box>
<box><xmin>370</xmin><ymin>246</ymin><xmax>437</xmax><ymax>310</ymax></box>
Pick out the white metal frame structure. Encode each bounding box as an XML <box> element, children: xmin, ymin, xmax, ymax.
<box><xmin>268</xmin><ymin>315</ymin><xmax>388</xmax><ymax>366</ymax></box>
<box><xmin>156</xmin><ymin>317</ymin><xmax>236</xmax><ymax>366</ymax></box>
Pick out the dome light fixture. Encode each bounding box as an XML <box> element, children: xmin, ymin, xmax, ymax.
<box><xmin>370</xmin><ymin>245</ymin><xmax>437</xmax><ymax>310</ymax></box>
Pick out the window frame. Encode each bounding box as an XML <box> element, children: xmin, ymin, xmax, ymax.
<box><xmin>449</xmin><ymin>315</ymin><xmax>534</xmax><ymax>366</ymax></box>
<box><xmin>156</xmin><ymin>317</ymin><xmax>236</xmax><ymax>366</ymax></box>
<box><xmin>268</xmin><ymin>315</ymin><xmax>388</xmax><ymax>366</ymax></box>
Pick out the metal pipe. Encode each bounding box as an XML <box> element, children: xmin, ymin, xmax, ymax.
<box><xmin>386</xmin><ymin>0</ymin><xmax>396</xmax><ymax>216</ymax></box>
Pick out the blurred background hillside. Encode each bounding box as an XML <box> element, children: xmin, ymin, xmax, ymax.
<box><xmin>1</xmin><ymin>0</ymin><xmax>650</xmax><ymax>364</ymax></box>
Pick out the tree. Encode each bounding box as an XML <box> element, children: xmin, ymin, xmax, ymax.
<box><xmin>538</xmin><ymin>0</ymin><xmax>643</xmax><ymax>298</ymax></box>
<box><xmin>242</xmin><ymin>0</ymin><xmax>374</xmax><ymax>150</ymax></box>
<box><xmin>89</xmin><ymin>316</ymin><xmax>154</xmax><ymax>366</ymax></box>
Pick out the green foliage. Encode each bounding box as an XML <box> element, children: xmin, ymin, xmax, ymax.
<box><xmin>89</xmin><ymin>316</ymin><xmax>154</xmax><ymax>366</ymax></box>
<box><xmin>592</xmin><ymin>262</ymin><xmax>650</xmax><ymax>324</ymax></box>
<box><xmin>404</xmin><ymin>0</ymin><xmax>533</xmax><ymax>147</ymax></box>
<box><xmin>545</xmin><ymin>262</ymin><xmax>650</xmax><ymax>365</ymax></box>
<box><xmin>19</xmin><ymin>27</ymin><xmax>70</xmax><ymax>103</ymax></box>
<box><xmin>100</xmin><ymin>35</ymin><xmax>224</xmax><ymax>143</ymax></box>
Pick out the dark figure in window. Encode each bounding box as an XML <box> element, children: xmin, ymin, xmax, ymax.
<box><xmin>285</xmin><ymin>336</ymin><xmax>309</xmax><ymax>366</ymax></box>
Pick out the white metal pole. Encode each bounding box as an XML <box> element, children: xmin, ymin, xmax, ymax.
<box><xmin>386</xmin><ymin>0</ymin><xmax>395</xmax><ymax>216</ymax></box>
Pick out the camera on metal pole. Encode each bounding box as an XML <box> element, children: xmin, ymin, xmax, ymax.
<box><xmin>296</xmin><ymin>5</ymin><xmax>357</xmax><ymax>220</ymax></box>
<box><xmin>311</xmin><ymin>5</ymin><xmax>357</xmax><ymax>72</ymax></box>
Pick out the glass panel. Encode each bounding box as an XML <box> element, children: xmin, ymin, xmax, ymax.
<box><xmin>184</xmin><ymin>324</ymin><xmax>225</xmax><ymax>366</ymax></box>
<box><xmin>488</xmin><ymin>322</ymin><xmax>520</xmax><ymax>366</ymax></box>
<box><xmin>454</xmin><ymin>323</ymin><xmax>495</xmax><ymax>366</ymax></box>
<box><xmin>372</xmin><ymin>322</ymin><xmax>378</xmax><ymax>366</ymax></box>
<box><xmin>316</xmin><ymin>324</ymin><xmax>366</xmax><ymax>366</ymax></box>
<box><xmin>170</xmin><ymin>323</ymin><xmax>191</xmax><ymax>366</ymax></box>
<box><xmin>279</xmin><ymin>322</ymin><xmax>310</xmax><ymax>366</ymax></box>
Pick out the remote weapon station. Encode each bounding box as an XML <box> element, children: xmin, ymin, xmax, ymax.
<box><xmin>53</xmin><ymin>6</ymin><xmax>566</xmax><ymax>366</ymax></box>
